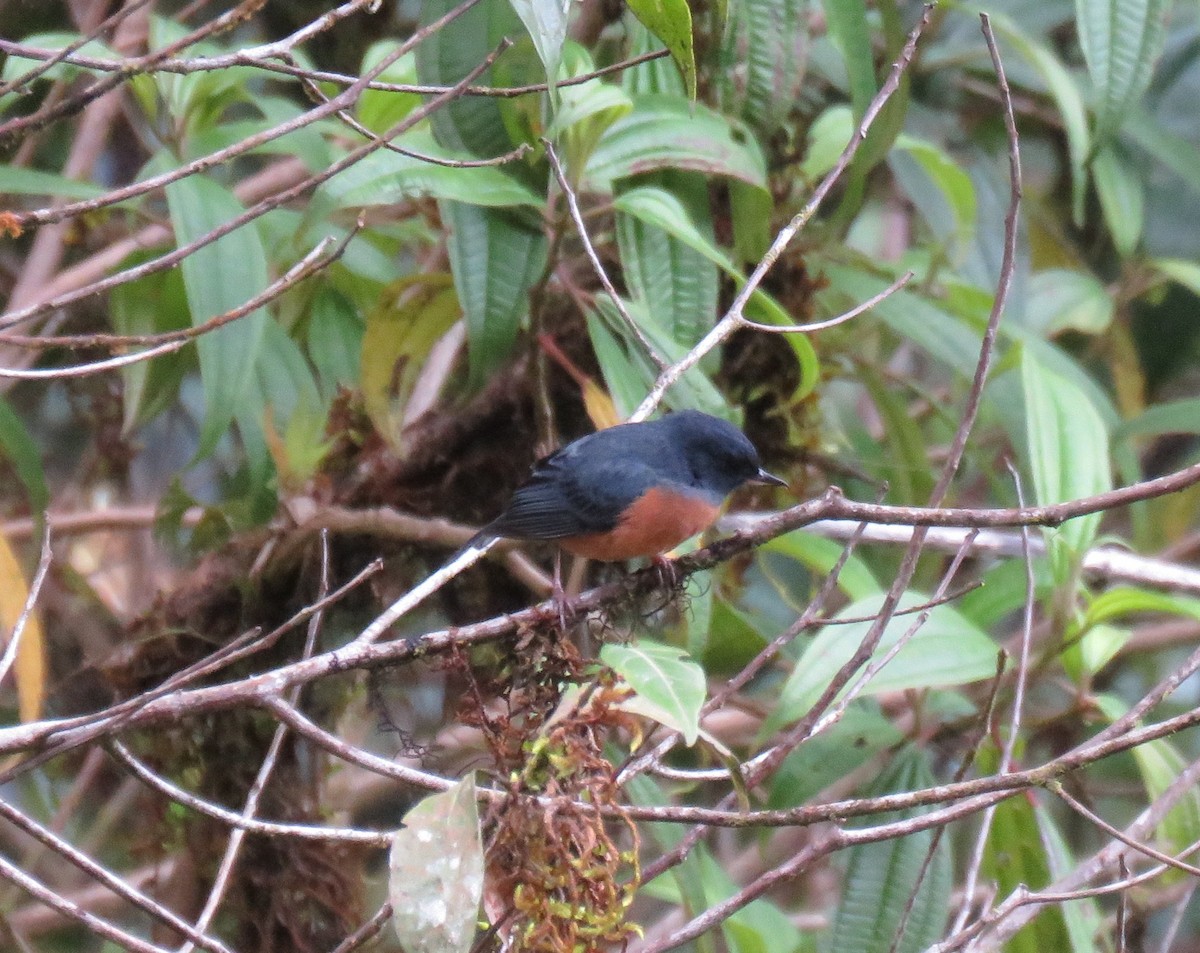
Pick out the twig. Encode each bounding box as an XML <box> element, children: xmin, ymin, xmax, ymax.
<box><xmin>0</xmin><ymin>25</ymin><xmax>508</xmax><ymax>332</ymax></box>
<box><xmin>0</xmin><ymin>799</ymin><xmax>231</xmax><ymax>952</ymax></box>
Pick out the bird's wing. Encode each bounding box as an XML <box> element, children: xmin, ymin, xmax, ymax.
<box><xmin>488</xmin><ymin>454</ymin><xmax>658</xmax><ymax>541</ymax></box>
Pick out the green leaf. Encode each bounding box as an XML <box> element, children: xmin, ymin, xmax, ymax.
<box><xmin>828</xmin><ymin>746</ymin><xmax>951</xmax><ymax>953</ymax></box>
<box><xmin>1039</xmin><ymin>804</ymin><xmax>1105</xmax><ymax>953</ymax></box>
<box><xmin>625</xmin><ymin>0</ymin><xmax>697</xmax><ymax>99</ymax></box>
<box><xmin>507</xmin><ymin>0</ymin><xmax>569</xmax><ymax>104</ymax></box>
<box><xmin>547</xmin><ymin>44</ymin><xmax>632</xmax><ymax>174</ymax></box>
<box><xmin>586</xmin><ymin>95</ymin><xmax>767</xmax><ymax>190</ymax></box>
<box><xmin>442</xmin><ymin>202</ymin><xmax>547</xmax><ymax>390</ymax></box>
<box><xmin>110</xmin><ymin>253</ymin><xmax>192</xmax><ymax>431</ymax></box>
<box><xmin>891</xmin><ymin>133</ymin><xmax>978</xmax><ymax>253</ymax></box>
<box><xmin>590</xmin><ymin>293</ymin><xmax>728</xmax><ymax>417</ymax></box>
<box><xmin>1091</xmin><ymin>145</ymin><xmax>1144</xmax><ymax>257</ymax></box>
<box><xmin>0</xmin><ymin>32</ymin><xmax>116</xmax><ymax>91</ymax></box>
<box><xmin>0</xmin><ymin>166</ymin><xmax>106</xmax><ymax>201</ymax></box>
<box><xmin>612</xmin><ymin>185</ymin><xmax>818</xmax><ymax>396</ymax></box>
<box><xmin>314</xmin><ymin>132</ymin><xmax>544</xmax><ymax>211</ymax></box>
<box><xmin>307</xmin><ymin>288</ymin><xmax>363</xmax><ymax>401</ymax></box>
<box><xmin>981</xmin><ymin>773</ymin><xmax>1073</xmax><ymax>953</ymax></box>
<box><xmin>769</xmin><ymin>592</ymin><xmax>1001</xmax><ymax>730</ymax></box>
<box><xmin>416</xmin><ymin>0</ymin><xmax>523</xmax><ymax>157</ymax></box>
<box><xmin>859</xmin><ymin>365</ymin><xmax>934</xmax><ymax>505</ymax></box>
<box><xmin>990</xmin><ymin>14</ymin><xmax>1090</xmax><ymax>223</ymax></box>
<box><xmin>816</xmin><ymin>263</ymin><xmax>984</xmax><ymax>379</ymax></box>
<box><xmin>1076</xmin><ymin>0</ymin><xmax>1169</xmax><ymax>146</ymax></box>
<box><xmin>601</xmin><ymin>640</ymin><xmax>706</xmax><ymax>745</ymax></box>
<box><xmin>1152</xmin><ymin>257</ymin><xmax>1200</xmax><ymax>297</ymax></box>
<box><xmin>761</xmin><ymin>531</ymin><xmax>881</xmax><ymax>602</ymax></box>
<box><xmin>717</xmin><ymin>0</ymin><xmax>807</xmax><ymax>135</ymax></box>
<box><xmin>389</xmin><ymin>774</ymin><xmax>484</xmax><ymax>953</ymax></box>
<box><xmin>1132</xmin><ymin>737</ymin><xmax>1200</xmax><ymax>857</ymax></box>
<box><xmin>768</xmin><ymin>704</ymin><xmax>901</xmax><ymax>808</ymax></box>
<box><xmin>1021</xmin><ymin>349</ymin><xmax>1111</xmax><ymax>578</ymax></box>
<box><xmin>585</xmin><ymin>309</ymin><xmax>650</xmax><ymax>420</ymax></box>
<box><xmin>1026</xmin><ymin>269</ymin><xmax>1115</xmax><ymax>336</ymax></box>
<box><xmin>1082</xmin><ymin>586</ymin><xmax>1200</xmax><ymax>628</ymax></box>
<box><xmin>0</xmin><ymin>398</ymin><xmax>47</xmax><ymax>517</ymax></box>
<box><xmin>820</xmin><ymin>0</ymin><xmax>875</xmax><ymax>125</ymax></box>
<box><xmin>616</xmin><ymin>175</ymin><xmax>719</xmax><ymax>346</ymax></box>
<box><xmin>1123</xmin><ymin>109</ymin><xmax>1200</xmax><ymax>200</ymax></box>
<box><xmin>356</xmin><ymin>43</ymin><xmax>422</xmax><ymax>133</ymax></box>
<box><xmin>1115</xmin><ymin>396</ymin><xmax>1200</xmax><ymax>441</ymax></box>
<box><xmin>164</xmin><ymin>174</ymin><xmax>269</xmax><ymax>459</ymax></box>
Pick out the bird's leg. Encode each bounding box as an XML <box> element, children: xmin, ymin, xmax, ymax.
<box><xmin>553</xmin><ymin>548</ymin><xmax>570</xmax><ymax>631</ymax></box>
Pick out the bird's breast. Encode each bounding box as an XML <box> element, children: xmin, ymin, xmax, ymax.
<box><xmin>558</xmin><ymin>485</ymin><xmax>720</xmax><ymax>562</ymax></box>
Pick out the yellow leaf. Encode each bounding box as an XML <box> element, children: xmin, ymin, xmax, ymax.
<box><xmin>0</xmin><ymin>532</ymin><xmax>45</xmax><ymax>723</ymax></box>
<box><xmin>361</xmin><ymin>274</ymin><xmax>459</xmax><ymax>449</ymax></box>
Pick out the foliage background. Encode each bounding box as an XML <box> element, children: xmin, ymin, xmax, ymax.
<box><xmin>2</xmin><ymin>0</ymin><xmax>1200</xmax><ymax>951</ymax></box>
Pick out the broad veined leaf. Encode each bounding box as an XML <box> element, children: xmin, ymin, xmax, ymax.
<box><xmin>1115</xmin><ymin>396</ymin><xmax>1200</xmax><ymax>441</ymax></box>
<box><xmin>547</xmin><ymin>44</ymin><xmax>633</xmax><ymax>176</ymax></box>
<box><xmin>361</xmin><ymin>275</ymin><xmax>460</xmax><ymax>448</ymax></box>
<box><xmin>442</xmin><ymin>202</ymin><xmax>547</xmax><ymax>390</ymax></box>
<box><xmin>1026</xmin><ymin>269</ymin><xmax>1115</xmax><ymax>336</ymax></box>
<box><xmin>110</xmin><ymin>253</ymin><xmax>192</xmax><ymax>432</ymax></box>
<box><xmin>980</xmin><ymin>780</ymin><xmax>1074</xmax><ymax>953</ymax></box>
<box><xmin>1091</xmin><ymin>145</ymin><xmax>1145</xmax><ymax>257</ymax></box>
<box><xmin>602</xmin><ymin>640</ymin><xmax>706</xmax><ymax>745</ymax></box>
<box><xmin>0</xmin><ymin>32</ymin><xmax>116</xmax><ymax>92</ymax></box>
<box><xmin>356</xmin><ymin>42</ymin><xmax>422</xmax><ymax>133</ymax></box>
<box><xmin>585</xmin><ymin>310</ymin><xmax>651</xmax><ymax>421</ymax></box>
<box><xmin>768</xmin><ymin>591</ymin><xmax>1000</xmax><ymax>731</ymax></box>
<box><xmin>1082</xmin><ymin>585</ymin><xmax>1200</xmax><ymax>628</ymax></box>
<box><xmin>717</xmin><ymin>0</ymin><xmax>807</xmax><ymax>135</ymax></box>
<box><xmin>589</xmin><ymin>293</ymin><xmax>728</xmax><ymax>417</ymax></box>
<box><xmin>389</xmin><ymin>774</ymin><xmax>484</xmax><ymax>953</ymax></box>
<box><xmin>306</xmin><ymin>287</ymin><xmax>363</xmax><ymax>401</ymax></box>
<box><xmin>313</xmin><ymin>131</ymin><xmax>544</xmax><ymax>212</ymax></box>
<box><xmin>1039</xmin><ymin>802</ymin><xmax>1106</xmax><ymax>953</ymax></box>
<box><xmin>820</xmin><ymin>0</ymin><xmax>875</xmax><ymax>124</ymax></box>
<box><xmin>507</xmin><ymin>0</ymin><xmax>570</xmax><ymax>104</ymax></box>
<box><xmin>416</xmin><ymin>0</ymin><xmax>523</xmax><ymax>157</ymax></box>
<box><xmin>164</xmin><ymin>174</ymin><xmax>270</xmax><ymax>459</ymax></box>
<box><xmin>828</xmin><ymin>746</ymin><xmax>951</xmax><ymax>953</ymax></box>
<box><xmin>625</xmin><ymin>0</ymin><xmax>697</xmax><ymax>99</ymax></box>
<box><xmin>1123</xmin><ymin>109</ymin><xmax>1200</xmax><ymax>201</ymax></box>
<box><xmin>613</xmin><ymin>186</ymin><xmax>819</xmax><ymax>396</ymax></box>
<box><xmin>1152</xmin><ymin>258</ymin><xmax>1200</xmax><ymax>297</ymax></box>
<box><xmin>761</xmin><ymin>531</ymin><xmax>881</xmax><ymax>602</ymax></box>
<box><xmin>0</xmin><ymin>532</ymin><xmax>45</xmax><ymax>723</ymax></box>
<box><xmin>1021</xmin><ymin>349</ymin><xmax>1111</xmax><ymax>579</ymax></box>
<box><xmin>890</xmin><ymin>133</ymin><xmax>978</xmax><ymax>254</ymax></box>
<box><xmin>253</xmin><ymin>319</ymin><xmax>328</xmax><ymax>486</ymax></box>
<box><xmin>768</xmin><ymin>703</ymin><xmax>902</xmax><ymax>808</ymax></box>
<box><xmin>0</xmin><ymin>167</ymin><xmax>106</xmax><ymax>201</ymax></box>
<box><xmin>616</xmin><ymin>174</ymin><xmax>719</xmax><ymax>347</ymax></box>
<box><xmin>585</xmin><ymin>95</ymin><xmax>768</xmax><ymax>190</ymax></box>
<box><xmin>1076</xmin><ymin>0</ymin><xmax>1169</xmax><ymax>146</ymax></box>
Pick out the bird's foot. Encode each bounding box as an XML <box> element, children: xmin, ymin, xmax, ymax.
<box><xmin>650</xmin><ymin>554</ymin><xmax>682</xmax><ymax>591</ymax></box>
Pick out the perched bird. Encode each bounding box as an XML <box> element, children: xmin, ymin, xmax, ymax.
<box><xmin>477</xmin><ymin>410</ymin><xmax>786</xmax><ymax>562</ymax></box>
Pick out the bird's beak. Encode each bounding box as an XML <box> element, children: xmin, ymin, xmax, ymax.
<box><xmin>752</xmin><ymin>468</ymin><xmax>788</xmax><ymax>488</ymax></box>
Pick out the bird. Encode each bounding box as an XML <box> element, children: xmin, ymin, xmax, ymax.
<box><xmin>476</xmin><ymin>410</ymin><xmax>787</xmax><ymax>564</ymax></box>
